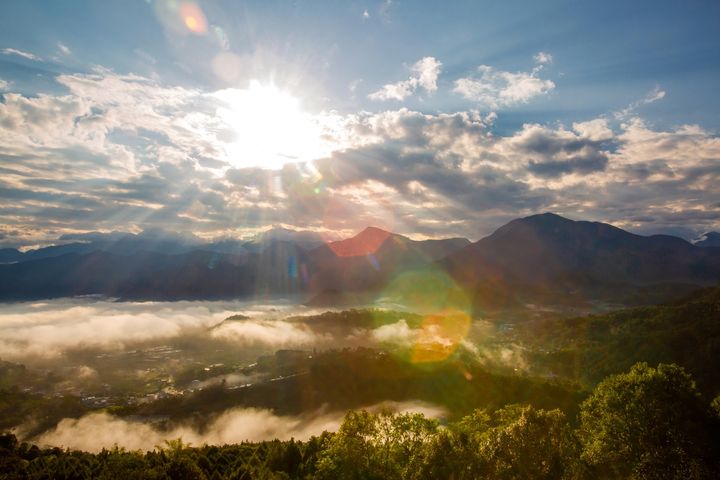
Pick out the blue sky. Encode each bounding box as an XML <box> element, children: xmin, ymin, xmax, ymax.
<box><xmin>0</xmin><ymin>0</ymin><xmax>719</xmax><ymax>247</ymax></box>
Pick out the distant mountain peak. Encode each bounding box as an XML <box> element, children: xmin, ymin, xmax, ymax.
<box><xmin>326</xmin><ymin>226</ymin><xmax>394</xmax><ymax>257</ymax></box>
<box><xmin>359</xmin><ymin>226</ymin><xmax>394</xmax><ymax>237</ymax></box>
<box><xmin>519</xmin><ymin>212</ymin><xmax>575</xmax><ymax>224</ymax></box>
<box><xmin>251</xmin><ymin>226</ymin><xmax>326</xmax><ymax>250</ymax></box>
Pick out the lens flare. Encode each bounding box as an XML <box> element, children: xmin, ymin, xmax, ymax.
<box><xmin>179</xmin><ymin>3</ymin><xmax>207</xmax><ymax>34</ymax></box>
<box><xmin>411</xmin><ymin>310</ymin><xmax>471</xmax><ymax>363</ymax></box>
<box><xmin>153</xmin><ymin>0</ymin><xmax>208</xmax><ymax>37</ymax></box>
<box><xmin>377</xmin><ymin>268</ymin><xmax>474</xmax><ymax>364</ymax></box>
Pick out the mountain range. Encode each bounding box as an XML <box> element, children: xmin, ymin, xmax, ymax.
<box><xmin>1</xmin><ymin>213</ymin><xmax>719</xmax><ymax>308</ymax></box>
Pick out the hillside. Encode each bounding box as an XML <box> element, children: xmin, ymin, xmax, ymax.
<box><xmin>443</xmin><ymin>213</ymin><xmax>720</xmax><ymax>308</ymax></box>
<box><xmin>518</xmin><ymin>285</ymin><xmax>720</xmax><ymax>392</ymax></box>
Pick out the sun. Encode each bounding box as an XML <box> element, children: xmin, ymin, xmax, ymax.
<box><xmin>215</xmin><ymin>81</ymin><xmax>331</xmax><ymax>170</ymax></box>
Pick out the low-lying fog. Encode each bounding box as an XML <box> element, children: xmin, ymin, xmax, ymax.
<box><xmin>0</xmin><ymin>297</ymin><xmax>528</xmax><ymax>450</ymax></box>
<box><xmin>0</xmin><ymin>297</ymin><xmax>329</xmax><ymax>360</ymax></box>
<box><xmin>34</xmin><ymin>401</ymin><xmax>449</xmax><ymax>452</ymax></box>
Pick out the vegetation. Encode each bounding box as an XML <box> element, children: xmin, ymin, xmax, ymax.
<box><xmin>519</xmin><ymin>286</ymin><xmax>720</xmax><ymax>393</ymax></box>
<box><xmin>2</xmin><ymin>363</ymin><xmax>718</xmax><ymax>479</ymax></box>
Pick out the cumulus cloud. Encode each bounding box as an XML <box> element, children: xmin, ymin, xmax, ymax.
<box><xmin>0</xmin><ymin>78</ymin><xmax>8</xmax><ymax>90</ymax></box>
<box><xmin>453</xmin><ymin>56</ymin><xmax>555</xmax><ymax>108</ymax></box>
<box><xmin>506</xmin><ymin>123</ymin><xmax>610</xmax><ymax>178</ymax></box>
<box><xmin>0</xmin><ymin>65</ymin><xmax>718</xmax><ymax>246</ymax></box>
<box><xmin>34</xmin><ymin>400</ymin><xmax>447</xmax><ymax>452</ymax></box>
<box><xmin>2</xmin><ymin>47</ymin><xmax>41</xmax><ymax>61</ymax></box>
<box><xmin>572</xmin><ymin>118</ymin><xmax>613</xmax><ymax>141</ymax></box>
<box><xmin>314</xmin><ymin>108</ymin><xmax>719</xmax><ymax>237</ymax></box>
<box><xmin>369</xmin><ymin>57</ymin><xmax>442</xmax><ymax>101</ymax></box>
<box><xmin>0</xmin><ymin>69</ymin><xmax>350</xmax><ymax>247</ymax></box>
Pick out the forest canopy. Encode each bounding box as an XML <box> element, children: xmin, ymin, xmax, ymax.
<box><xmin>2</xmin><ymin>362</ymin><xmax>719</xmax><ymax>480</ymax></box>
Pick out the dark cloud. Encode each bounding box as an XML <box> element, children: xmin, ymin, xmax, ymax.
<box><xmin>527</xmin><ymin>150</ymin><xmax>608</xmax><ymax>176</ymax></box>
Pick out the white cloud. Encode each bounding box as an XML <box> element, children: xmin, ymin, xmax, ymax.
<box><xmin>0</xmin><ymin>66</ymin><xmax>717</xmax><ymax>246</ymax></box>
<box><xmin>368</xmin><ymin>78</ymin><xmax>416</xmax><ymax>101</ymax></box>
<box><xmin>57</xmin><ymin>42</ymin><xmax>71</xmax><ymax>55</ymax></box>
<box><xmin>33</xmin><ymin>400</ymin><xmax>447</xmax><ymax>451</ymax></box>
<box><xmin>0</xmin><ymin>68</ymin><xmax>361</xmax><ymax>246</ymax></box>
<box><xmin>2</xmin><ymin>47</ymin><xmax>41</xmax><ymax>61</ymax></box>
<box><xmin>35</xmin><ymin>408</ymin><xmax>344</xmax><ymax>451</ymax></box>
<box><xmin>0</xmin><ymin>299</ymin><xmax>323</xmax><ymax>359</ymax></box>
<box><xmin>369</xmin><ymin>56</ymin><xmax>442</xmax><ymax>101</ymax></box>
<box><xmin>453</xmin><ymin>62</ymin><xmax>555</xmax><ymax>109</ymax></box>
<box><xmin>0</xmin><ymin>300</ymin><xmax>230</xmax><ymax>358</ymax></box>
<box><xmin>211</xmin><ymin>318</ymin><xmax>331</xmax><ymax>347</ymax></box>
<box><xmin>533</xmin><ymin>51</ymin><xmax>553</xmax><ymax>64</ymax></box>
<box><xmin>0</xmin><ymin>78</ymin><xmax>8</xmax><ymax>90</ymax></box>
<box><xmin>615</xmin><ymin>86</ymin><xmax>666</xmax><ymax>119</ymax></box>
<box><xmin>371</xmin><ymin>319</ymin><xmax>416</xmax><ymax>346</ymax></box>
<box><xmin>413</xmin><ymin>56</ymin><xmax>442</xmax><ymax>92</ymax></box>
<box><xmin>573</xmin><ymin>118</ymin><xmax>613</xmax><ymax>141</ymax></box>
<box><xmin>644</xmin><ymin>86</ymin><xmax>666</xmax><ymax>103</ymax></box>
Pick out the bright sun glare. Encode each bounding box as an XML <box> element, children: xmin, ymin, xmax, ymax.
<box><xmin>216</xmin><ymin>81</ymin><xmax>330</xmax><ymax>170</ymax></box>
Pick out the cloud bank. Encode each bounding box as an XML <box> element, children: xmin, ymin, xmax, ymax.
<box><xmin>0</xmin><ymin>299</ymin><xmax>326</xmax><ymax>360</ymax></box>
<box><xmin>0</xmin><ymin>62</ymin><xmax>718</xmax><ymax>248</ymax></box>
<box><xmin>34</xmin><ymin>401</ymin><xmax>447</xmax><ymax>452</ymax></box>
<box><xmin>35</xmin><ymin>408</ymin><xmax>343</xmax><ymax>452</ymax></box>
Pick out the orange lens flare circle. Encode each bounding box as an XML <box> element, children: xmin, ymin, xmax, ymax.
<box><xmin>411</xmin><ymin>309</ymin><xmax>471</xmax><ymax>363</ymax></box>
<box><xmin>376</xmin><ymin>268</ymin><xmax>474</xmax><ymax>364</ymax></box>
<box><xmin>179</xmin><ymin>3</ymin><xmax>207</xmax><ymax>34</ymax></box>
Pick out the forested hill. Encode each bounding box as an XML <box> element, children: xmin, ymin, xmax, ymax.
<box><xmin>518</xmin><ymin>285</ymin><xmax>720</xmax><ymax>393</ymax></box>
<box><xmin>2</xmin><ymin>363</ymin><xmax>719</xmax><ymax>479</ymax></box>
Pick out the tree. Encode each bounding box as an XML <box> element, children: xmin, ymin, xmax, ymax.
<box><xmin>479</xmin><ymin>405</ymin><xmax>580</xmax><ymax>480</ymax></box>
<box><xmin>579</xmin><ymin>362</ymin><xmax>719</xmax><ymax>479</ymax></box>
<box><xmin>314</xmin><ymin>409</ymin><xmax>438</xmax><ymax>480</ymax></box>
<box><xmin>413</xmin><ymin>409</ymin><xmax>491</xmax><ymax>480</ymax></box>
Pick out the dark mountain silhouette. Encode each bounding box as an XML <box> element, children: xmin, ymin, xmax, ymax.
<box><xmin>1</xmin><ymin>214</ymin><xmax>718</xmax><ymax>305</ymax></box>
<box><xmin>307</xmin><ymin>227</ymin><xmax>470</xmax><ymax>292</ymax></box>
<box><xmin>252</xmin><ymin>227</ymin><xmax>326</xmax><ymax>251</ymax></box>
<box><xmin>0</xmin><ymin>226</ymin><xmax>468</xmax><ymax>301</ymax></box>
<box><xmin>0</xmin><ymin>250</ymin><xmax>256</xmax><ymax>300</ymax></box>
<box><xmin>1</xmin><ymin>230</ymin><xmax>203</xmax><ymax>264</ymax></box>
<box><xmin>0</xmin><ymin>248</ymin><xmax>23</xmax><ymax>264</ymax></box>
<box><xmin>0</xmin><ymin>227</ymin><xmax>324</xmax><ymax>264</ymax></box>
<box><xmin>442</xmin><ymin>213</ymin><xmax>720</xmax><ymax>307</ymax></box>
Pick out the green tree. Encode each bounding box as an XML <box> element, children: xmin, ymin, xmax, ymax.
<box><xmin>314</xmin><ymin>409</ymin><xmax>437</xmax><ymax>480</ymax></box>
<box><xmin>479</xmin><ymin>405</ymin><xmax>580</xmax><ymax>480</ymax></box>
<box><xmin>579</xmin><ymin>362</ymin><xmax>719</xmax><ymax>479</ymax></box>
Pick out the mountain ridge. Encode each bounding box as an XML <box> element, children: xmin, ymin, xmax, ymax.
<box><xmin>1</xmin><ymin>213</ymin><xmax>718</xmax><ymax>305</ymax></box>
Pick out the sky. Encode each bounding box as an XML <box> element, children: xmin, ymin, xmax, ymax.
<box><xmin>0</xmin><ymin>0</ymin><xmax>719</xmax><ymax>248</ymax></box>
